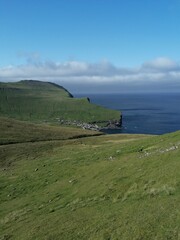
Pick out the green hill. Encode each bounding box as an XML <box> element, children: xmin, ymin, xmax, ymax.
<box><xmin>0</xmin><ymin>117</ymin><xmax>180</xmax><ymax>239</ymax></box>
<box><xmin>0</xmin><ymin>80</ymin><xmax>121</xmax><ymax>127</ymax></box>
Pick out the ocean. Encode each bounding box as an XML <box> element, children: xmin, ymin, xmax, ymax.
<box><xmin>75</xmin><ymin>93</ymin><xmax>180</xmax><ymax>135</ymax></box>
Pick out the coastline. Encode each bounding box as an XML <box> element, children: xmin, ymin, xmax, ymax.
<box><xmin>57</xmin><ymin>115</ymin><xmax>122</xmax><ymax>131</ymax></box>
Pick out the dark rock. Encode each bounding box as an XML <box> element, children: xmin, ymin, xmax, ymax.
<box><xmin>57</xmin><ymin>113</ymin><xmax>122</xmax><ymax>131</ymax></box>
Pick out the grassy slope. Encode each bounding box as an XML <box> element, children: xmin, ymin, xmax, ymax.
<box><xmin>0</xmin><ymin>117</ymin><xmax>102</xmax><ymax>145</ymax></box>
<box><xmin>0</xmin><ymin>122</ymin><xmax>180</xmax><ymax>239</ymax></box>
<box><xmin>0</xmin><ymin>80</ymin><xmax>120</xmax><ymax>125</ymax></box>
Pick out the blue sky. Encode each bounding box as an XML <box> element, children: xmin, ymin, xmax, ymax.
<box><xmin>1</xmin><ymin>0</ymin><xmax>180</xmax><ymax>93</ymax></box>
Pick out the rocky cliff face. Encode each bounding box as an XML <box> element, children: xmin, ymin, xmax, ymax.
<box><xmin>105</xmin><ymin>116</ymin><xmax>122</xmax><ymax>129</ymax></box>
<box><xmin>57</xmin><ymin>114</ymin><xmax>122</xmax><ymax>131</ymax></box>
<box><xmin>84</xmin><ymin>114</ymin><xmax>122</xmax><ymax>131</ymax></box>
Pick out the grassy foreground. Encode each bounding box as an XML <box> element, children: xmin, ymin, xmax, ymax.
<box><xmin>0</xmin><ymin>119</ymin><xmax>180</xmax><ymax>239</ymax></box>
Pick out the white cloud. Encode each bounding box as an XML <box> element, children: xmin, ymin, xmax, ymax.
<box><xmin>142</xmin><ymin>57</ymin><xmax>178</xmax><ymax>70</ymax></box>
<box><xmin>0</xmin><ymin>57</ymin><xmax>180</xmax><ymax>92</ymax></box>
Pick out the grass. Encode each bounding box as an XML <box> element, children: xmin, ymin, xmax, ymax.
<box><xmin>1</xmin><ymin>120</ymin><xmax>180</xmax><ymax>239</ymax></box>
<box><xmin>0</xmin><ymin>117</ymin><xmax>102</xmax><ymax>145</ymax></box>
<box><xmin>0</xmin><ymin>80</ymin><xmax>121</xmax><ymax>125</ymax></box>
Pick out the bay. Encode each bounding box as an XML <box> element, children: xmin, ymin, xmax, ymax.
<box><xmin>75</xmin><ymin>93</ymin><xmax>180</xmax><ymax>135</ymax></box>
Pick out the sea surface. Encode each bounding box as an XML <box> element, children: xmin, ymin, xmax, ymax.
<box><xmin>75</xmin><ymin>93</ymin><xmax>180</xmax><ymax>135</ymax></box>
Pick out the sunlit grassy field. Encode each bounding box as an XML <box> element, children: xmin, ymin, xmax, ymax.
<box><xmin>1</xmin><ymin>119</ymin><xmax>180</xmax><ymax>239</ymax></box>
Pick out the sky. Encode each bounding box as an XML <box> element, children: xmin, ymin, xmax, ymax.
<box><xmin>1</xmin><ymin>0</ymin><xmax>180</xmax><ymax>93</ymax></box>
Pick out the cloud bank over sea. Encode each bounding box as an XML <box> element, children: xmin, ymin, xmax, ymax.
<box><xmin>0</xmin><ymin>57</ymin><xmax>180</xmax><ymax>93</ymax></box>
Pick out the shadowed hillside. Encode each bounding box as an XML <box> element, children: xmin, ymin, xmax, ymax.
<box><xmin>0</xmin><ymin>117</ymin><xmax>102</xmax><ymax>145</ymax></box>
